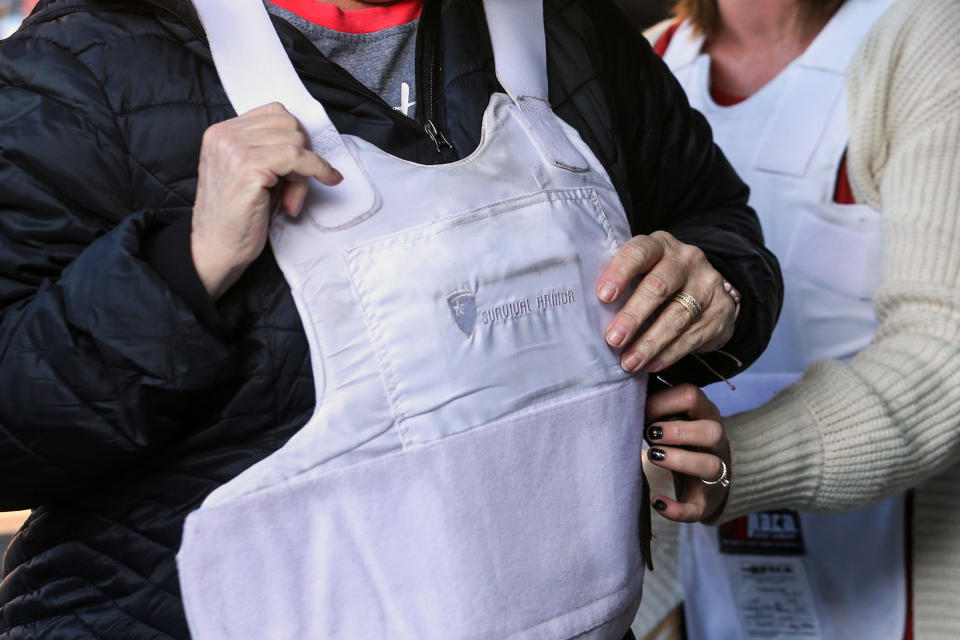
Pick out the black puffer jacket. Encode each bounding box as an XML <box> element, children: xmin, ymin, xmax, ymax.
<box><xmin>0</xmin><ymin>0</ymin><xmax>781</xmax><ymax>637</ymax></box>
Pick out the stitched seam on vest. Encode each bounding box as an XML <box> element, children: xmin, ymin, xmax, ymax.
<box><xmin>341</xmin><ymin>252</ymin><xmax>411</xmax><ymax>446</ymax></box>
<box><xmin>191</xmin><ymin>378</ymin><xmax>641</xmax><ymax>505</ymax></box>
<box><xmin>585</xmin><ymin>191</ymin><xmax>622</xmax><ymax>256</ymax></box>
<box><xmin>344</xmin><ymin>189</ymin><xmax>598</xmax><ymax>252</ymax></box>
<box><xmin>340</xmin><ymin>188</ymin><xmax>616</xmax><ymax>445</ymax></box>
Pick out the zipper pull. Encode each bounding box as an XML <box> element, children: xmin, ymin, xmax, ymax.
<box><xmin>424</xmin><ymin>119</ymin><xmax>452</xmax><ymax>153</ymax></box>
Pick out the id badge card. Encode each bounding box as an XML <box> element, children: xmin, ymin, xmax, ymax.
<box><xmin>719</xmin><ymin>510</ymin><xmax>822</xmax><ymax>638</ymax></box>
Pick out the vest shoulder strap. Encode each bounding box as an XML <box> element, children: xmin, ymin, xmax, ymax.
<box><xmin>190</xmin><ymin>0</ymin><xmax>379</xmax><ymax>227</ymax></box>
<box><xmin>481</xmin><ymin>0</ymin><xmax>589</xmax><ymax>172</ymax></box>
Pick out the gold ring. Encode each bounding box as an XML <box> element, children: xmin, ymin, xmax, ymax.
<box><xmin>672</xmin><ymin>291</ymin><xmax>703</xmax><ymax>323</ymax></box>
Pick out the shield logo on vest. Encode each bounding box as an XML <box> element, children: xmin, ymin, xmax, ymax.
<box><xmin>447</xmin><ymin>291</ymin><xmax>476</xmax><ymax>337</ymax></box>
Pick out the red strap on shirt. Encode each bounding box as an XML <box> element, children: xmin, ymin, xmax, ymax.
<box><xmin>834</xmin><ymin>152</ymin><xmax>855</xmax><ymax>204</ymax></box>
<box><xmin>653</xmin><ymin>22</ymin><xmax>855</xmax><ymax>204</ymax></box>
<box><xmin>653</xmin><ymin>22</ymin><xmax>748</xmax><ymax>106</ymax></box>
<box><xmin>270</xmin><ymin>0</ymin><xmax>423</xmax><ymax>34</ymax></box>
<box><xmin>652</xmin><ymin>20</ymin><xmax>681</xmax><ymax>57</ymax></box>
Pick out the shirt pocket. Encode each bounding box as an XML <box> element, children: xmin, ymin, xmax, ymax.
<box><xmin>783</xmin><ymin>201</ymin><xmax>883</xmax><ymax>300</ymax></box>
<box><xmin>342</xmin><ymin>187</ymin><xmax>634</xmax><ymax>447</ymax></box>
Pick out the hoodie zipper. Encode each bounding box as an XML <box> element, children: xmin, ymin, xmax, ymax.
<box><xmin>415</xmin><ymin>0</ymin><xmax>452</xmax><ymax>153</ymax></box>
<box><xmin>296</xmin><ymin>0</ymin><xmax>453</xmax><ymax>154</ymax></box>
<box><xmin>295</xmin><ymin>63</ymin><xmax>452</xmax><ymax>155</ymax></box>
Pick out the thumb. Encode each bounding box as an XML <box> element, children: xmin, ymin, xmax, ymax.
<box><xmin>279</xmin><ymin>177</ymin><xmax>310</xmax><ymax>217</ymax></box>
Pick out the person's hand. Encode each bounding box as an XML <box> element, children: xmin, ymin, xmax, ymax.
<box><xmin>644</xmin><ymin>384</ymin><xmax>731</xmax><ymax>522</ymax></box>
<box><xmin>191</xmin><ymin>102</ymin><xmax>344</xmax><ymax>300</ymax></box>
<box><xmin>597</xmin><ymin>231</ymin><xmax>739</xmax><ymax>372</ymax></box>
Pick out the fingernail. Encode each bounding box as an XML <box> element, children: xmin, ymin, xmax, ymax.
<box><xmin>606</xmin><ymin>325</ymin><xmax>627</xmax><ymax>348</ymax></box>
<box><xmin>653</xmin><ymin>500</ymin><xmax>667</xmax><ymax>512</ymax></box>
<box><xmin>646</xmin><ymin>426</ymin><xmax>663</xmax><ymax>441</ymax></box>
<box><xmin>622</xmin><ymin>351</ymin><xmax>642</xmax><ymax>372</ymax></box>
<box><xmin>333</xmin><ymin>170</ymin><xmax>344</xmax><ymax>183</ymax></box>
<box><xmin>598</xmin><ymin>282</ymin><xmax>618</xmax><ymax>303</ymax></box>
<box><xmin>648</xmin><ymin>448</ymin><xmax>666</xmax><ymax>462</ymax></box>
<box><xmin>723</xmin><ymin>281</ymin><xmax>733</xmax><ymax>292</ymax></box>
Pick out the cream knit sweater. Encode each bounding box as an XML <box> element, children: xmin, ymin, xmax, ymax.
<box><xmin>713</xmin><ymin>0</ymin><xmax>960</xmax><ymax>637</ymax></box>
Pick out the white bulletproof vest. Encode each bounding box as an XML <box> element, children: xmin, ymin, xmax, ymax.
<box><xmin>175</xmin><ymin>1</ymin><xmax>649</xmax><ymax>639</ymax></box>
<box><xmin>663</xmin><ymin>1</ymin><xmax>906</xmax><ymax>639</ymax></box>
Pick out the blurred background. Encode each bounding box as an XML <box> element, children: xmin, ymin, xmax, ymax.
<box><xmin>0</xmin><ymin>0</ymin><xmax>34</xmax><ymax>37</ymax></box>
<box><xmin>0</xmin><ymin>512</ymin><xmax>27</xmax><ymax>556</ymax></box>
<box><xmin>616</xmin><ymin>0</ymin><xmax>673</xmax><ymax>30</ymax></box>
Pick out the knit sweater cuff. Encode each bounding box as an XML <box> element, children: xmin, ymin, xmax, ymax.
<box><xmin>709</xmin><ymin>384</ymin><xmax>823</xmax><ymax>523</ymax></box>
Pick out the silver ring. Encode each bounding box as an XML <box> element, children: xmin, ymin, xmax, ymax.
<box><xmin>672</xmin><ymin>291</ymin><xmax>703</xmax><ymax>323</ymax></box>
<box><xmin>701</xmin><ymin>459</ymin><xmax>730</xmax><ymax>488</ymax></box>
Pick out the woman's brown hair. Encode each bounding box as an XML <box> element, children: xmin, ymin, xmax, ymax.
<box><xmin>673</xmin><ymin>0</ymin><xmax>847</xmax><ymax>37</ymax></box>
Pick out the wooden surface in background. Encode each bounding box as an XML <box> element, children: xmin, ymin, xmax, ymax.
<box><xmin>0</xmin><ymin>511</ymin><xmax>28</xmax><ymax>535</ymax></box>
<box><xmin>1</xmin><ymin>511</ymin><xmax>28</xmax><ymax>557</ymax></box>
<box><xmin>640</xmin><ymin>605</ymin><xmax>687</xmax><ymax>640</ymax></box>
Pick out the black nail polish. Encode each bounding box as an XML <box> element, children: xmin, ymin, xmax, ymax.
<box><xmin>646</xmin><ymin>426</ymin><xmax>663</xmax><ymax>441</ymax></box>
<box><xmin>653</xmin><ymin>500</ymin><xmax>667</xmax><ymax>512</ymax></box>
<box><xmin>649</xmin><ymin>448</ymin><xmax>666</xmax><ymax>462</ymax></box>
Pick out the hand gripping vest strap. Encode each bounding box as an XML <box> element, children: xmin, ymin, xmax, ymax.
<box><xmin>191</xmin><ymin>0</ymin><xmax>380</xmax><ymax>228</ymax></box>
<box><xmin>482</xmin><ymin>0</ymin><xmax>590</xmax><ymax>173</ymax></box>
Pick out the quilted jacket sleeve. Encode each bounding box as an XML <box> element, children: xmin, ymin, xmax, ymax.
<box><xmin>590</xmin><ymin>2</ymin><xmax>783</xmax><ymax>386</ymax></box>
<box><xmin>0</xmin><ymin>35</ymin><xmax>236</xmax><ymax>509</ymax></box>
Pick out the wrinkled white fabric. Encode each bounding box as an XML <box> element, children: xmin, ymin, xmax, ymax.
<box><xmin>177</xmin><ymin>1</ymin><xmax>647</xmax><ymax>638</ymax></box>
<box><xmin>664</xmin><ymin>1</ymin><xmax>906</xmax><ymax>638</ymax></box>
